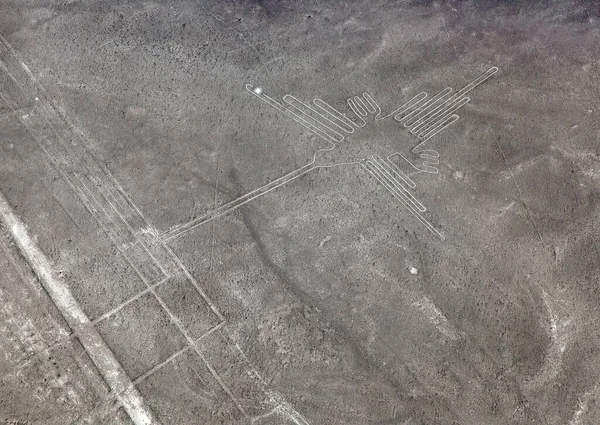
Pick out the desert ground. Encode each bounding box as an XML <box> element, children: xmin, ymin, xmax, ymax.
<box><xmin>1</xmin><ymin>1</ymin><xmax>600</xmax><ymax>424</ymax></box>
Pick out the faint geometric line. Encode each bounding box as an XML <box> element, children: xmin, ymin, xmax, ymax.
<box><xmin>132</xmin><ymin>345</ymin><xmax>192</xmax><ymax>386</ymax></box>
<box><xmin>91</xmin><ymin>276</ymin><xmax>172</xmax><ymax>326</ymax></box>
<box><xmin>494</xmin><ymin>130</ymin><xmax>547</xmax><ymax>249</ymax></box>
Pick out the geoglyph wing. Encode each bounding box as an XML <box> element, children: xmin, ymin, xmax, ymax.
<box><xmin>164</xmin><ymin>67</ymin><xmax>498</xmax><ymax>241</ymax></box>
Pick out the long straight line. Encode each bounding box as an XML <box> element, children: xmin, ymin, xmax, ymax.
<box><xmin>162</xmin><ymin>163</ymin><xmax>318</xmax><ymax>241</ymax></box>
<box><xmin>0</xmin><ymin>189</ymin><xmax>159</xmax><ymax>425</ymax></box>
